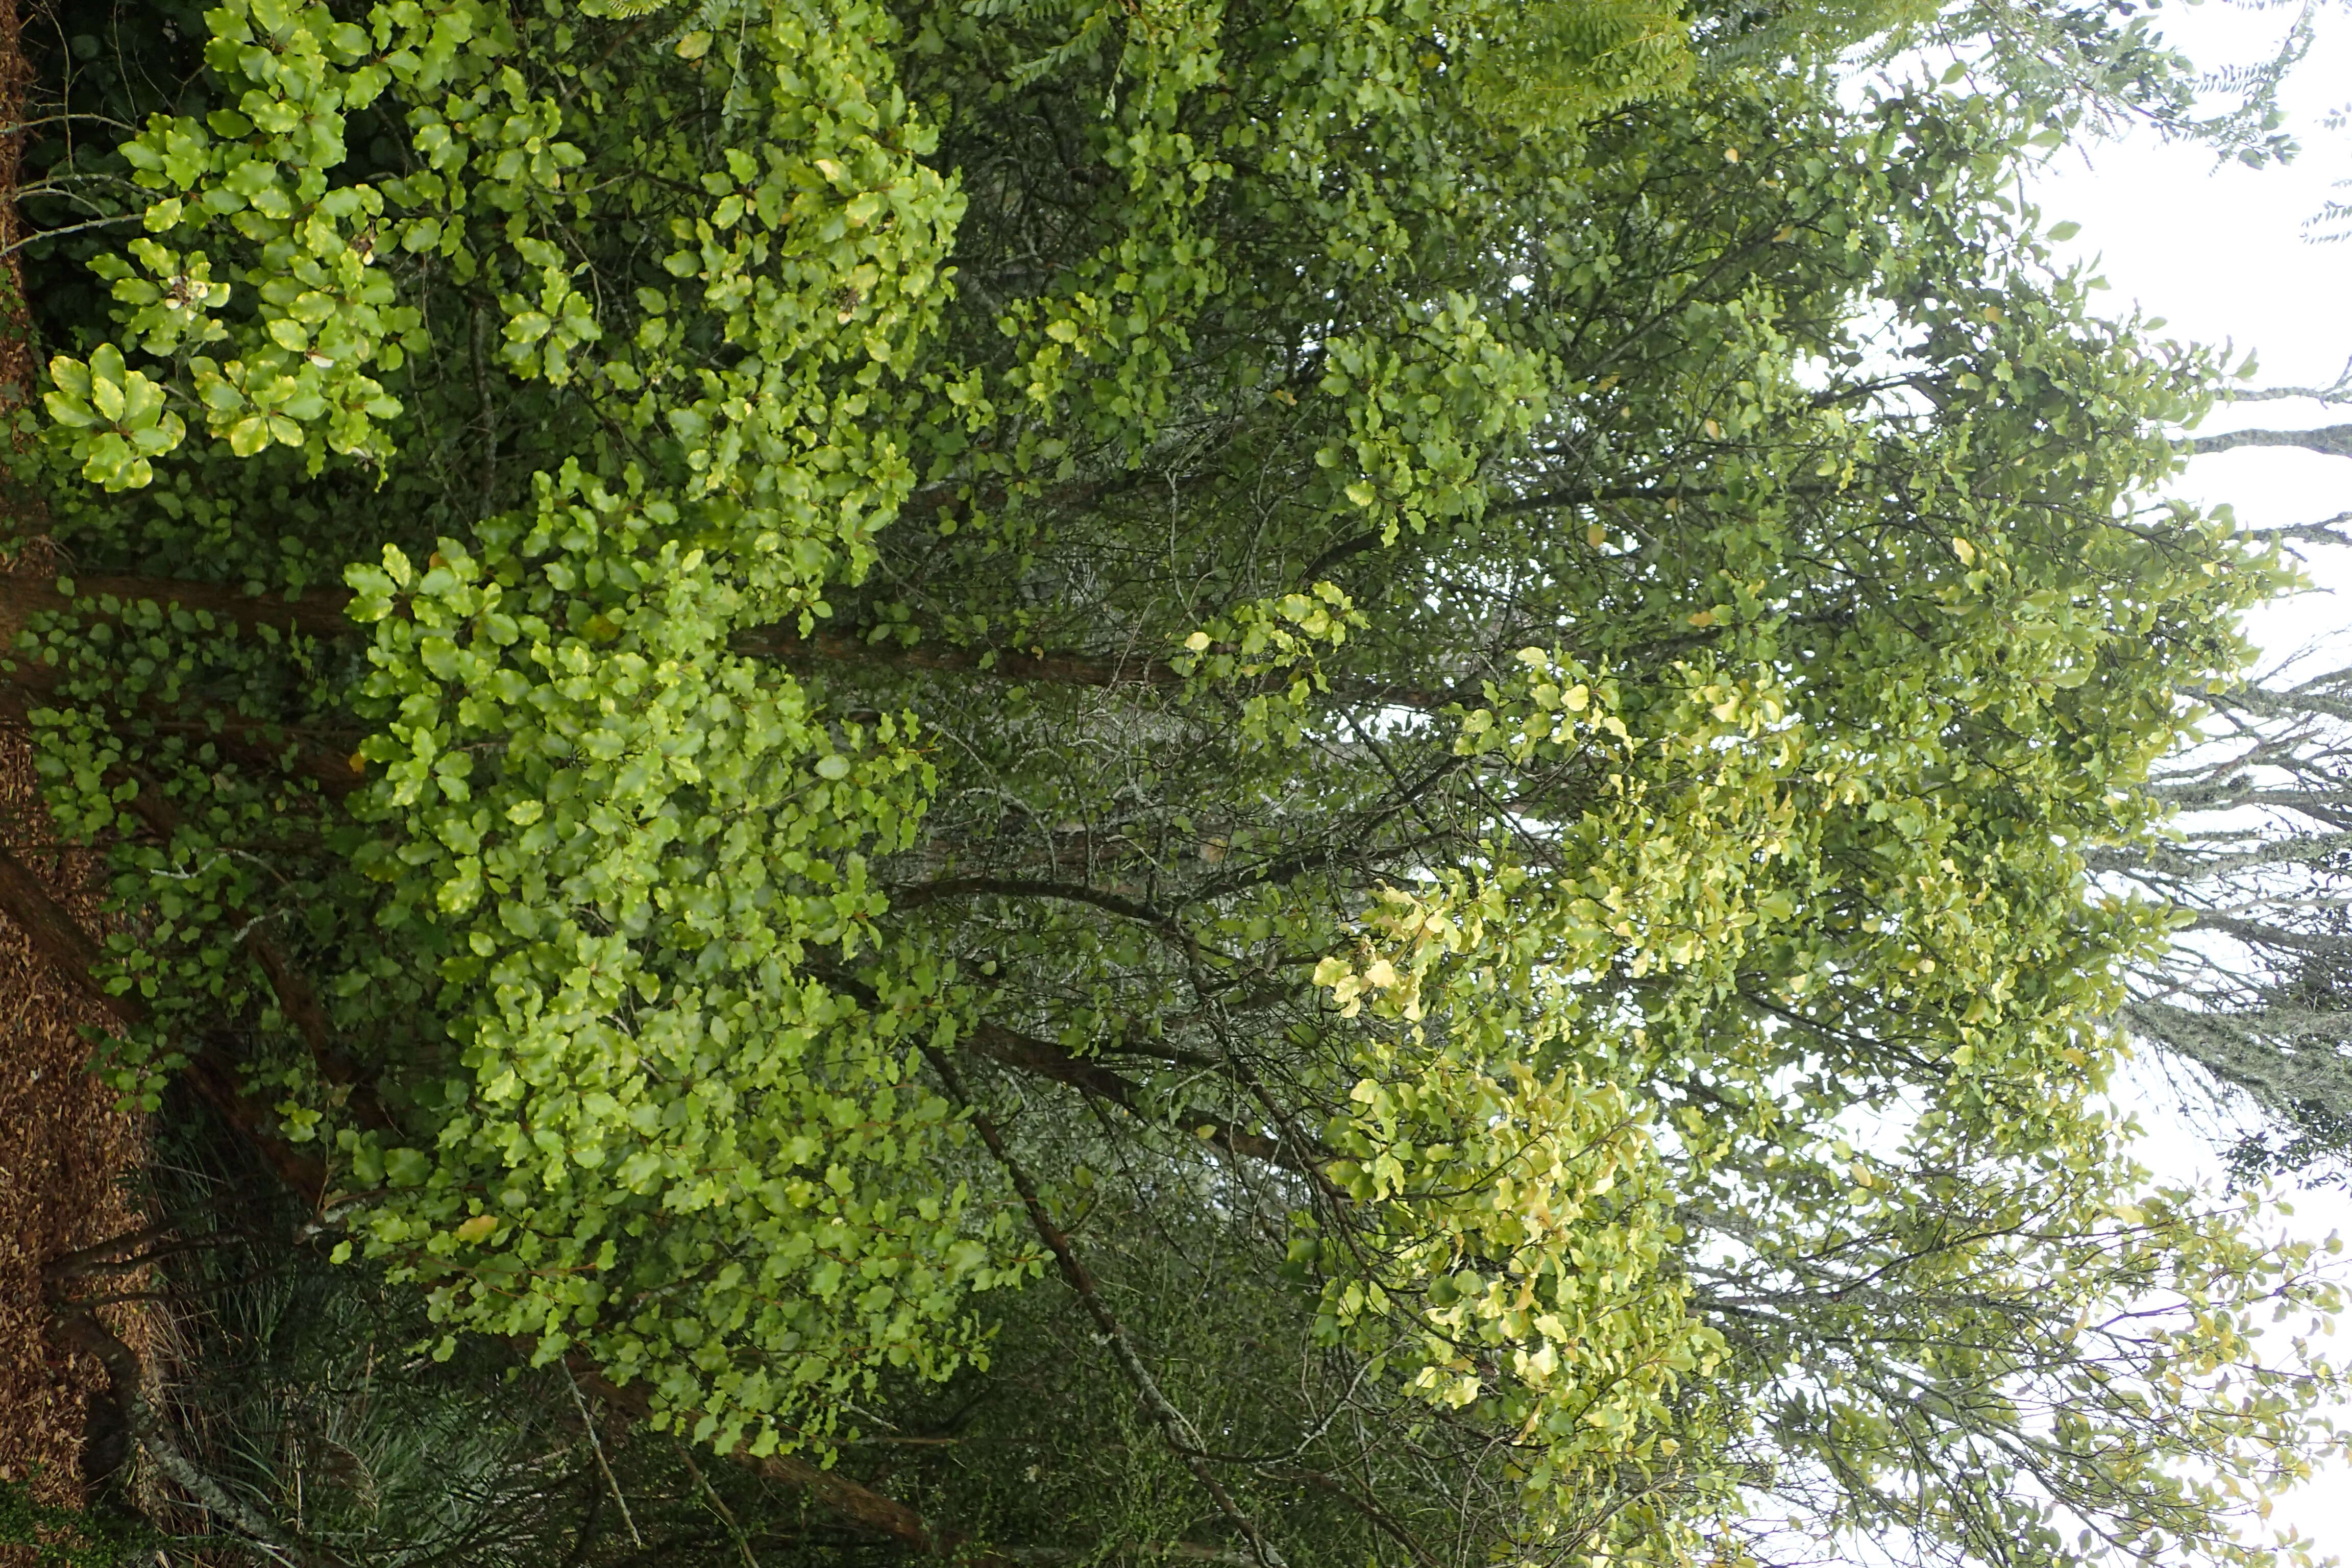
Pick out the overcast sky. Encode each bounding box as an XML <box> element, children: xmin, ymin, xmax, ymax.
<box><xmin>2020</xmin><ymin>1</ymin><xmax>2352</xmax><ymax>1555</ymax></box>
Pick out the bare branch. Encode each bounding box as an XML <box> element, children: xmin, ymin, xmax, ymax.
<box><xmin>2183</xmin><ymin>422</ymin><xmax>2352</xmax><ymax>459</ymax></box>
<box><xmin>2211</xmin><ymin>358</ymin><xmax>2352</xmax><ymax>406</ymax></box>
<box><xmin>922</xmin><ymin>1041</ymin><xmax>1291</xmax><ymax>1568</ymax></box>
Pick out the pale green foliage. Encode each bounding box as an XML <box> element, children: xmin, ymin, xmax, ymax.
<box><xmin>1317</xmin><ymin>1031</ymin><xmax>1723</xmax><ymax>1492</ymax></box>
<box><xmin>40</xmin><ymin>342</ymin><xmax>186</xmax><ymax>489</ymax></box>
<box><xmin>335</xmin><ymin>482</ymin><xmax>1007</xmax><ymax>1450</ymax></box>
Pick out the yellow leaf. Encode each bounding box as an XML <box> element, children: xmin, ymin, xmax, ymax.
<box><xmin>454</xmin><ymin>1214</ymin><xmax>497</xmax><ymax>1243</ymax></box>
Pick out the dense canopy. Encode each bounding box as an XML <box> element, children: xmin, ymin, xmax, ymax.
<box><xmin>4</xmin><ymin>0</ymin><xmax>2345</xmax><ymax>1564</ymax></box>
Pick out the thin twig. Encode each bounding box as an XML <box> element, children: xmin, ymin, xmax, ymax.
<box><xmin>564</xmin><ymin>1360</ymin><xmax>645</xmax><ymax>1548</ymax></box>
<box><xmin>0</xmin><ymin>210</ymin><xmax>140</xmax><ymax>256</ymax></box>
<box><xmin>678</xmin><ymin>1442</ymin><xmax>760</xmax><ymax>1568</ymax></box>
<box><xmin>922</xmin><ymin>1043</ymin><xmax>1289</xmax><ymax>1568</ymax></box>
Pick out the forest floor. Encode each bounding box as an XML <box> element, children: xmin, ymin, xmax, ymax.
<box><xmin>0</xmin><ymin>0</ymin><xmax>156</xmax><ymax>1531</ymax></box>
<box><xmin>0</xmin><ymin>718</ymin><xmax>155</xmax><ymax>1542</ymax></box>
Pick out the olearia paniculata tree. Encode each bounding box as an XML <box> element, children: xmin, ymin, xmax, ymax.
<box><xmin>4</xmin><ymin>0</ymin><xmax>2345</xmax><ymax>1562</ymax></box>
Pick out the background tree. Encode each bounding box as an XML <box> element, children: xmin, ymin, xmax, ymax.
<box><xmin>3</xmin><ymin>0</ymin><xmax>2344</xmax><ymax>1565</ymax></box>
<box><xmin>2095</xmin><ymin>372</ymin><xmax>2352</xmax><ymax>1180</ymax></box>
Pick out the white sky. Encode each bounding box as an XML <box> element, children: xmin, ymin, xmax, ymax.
<box><xmin>2024</xmin><ymin>1</ymin><xmax>2352</xmax><ymax>1556</ymax></box>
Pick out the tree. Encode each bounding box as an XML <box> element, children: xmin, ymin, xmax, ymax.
<box><xmin>2119</xmin><ymin>645</ymin><xmax>2352</xmax><ymax>1177</ymax></box>
<box><xmin>4</xmin><ymin>0</ymin><xmax>2343</xmax><ymax>1565</ymax></box>
<box><xmin>2096</xmin><ymin>370</ymin><xmax>2352</xmax><ymax>1180</ymax></box>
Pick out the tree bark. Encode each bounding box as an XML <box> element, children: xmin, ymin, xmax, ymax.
<box><xmin>0</xmin><ymin>567</ymin><xmax>1187</xmax><ymax>691</ymax></box>
<box><xmin>46</xmin><ymin>1301</ymin><xmax>339</xmax><ymax>1568</ymax></box>
<box><xmin>0</xmin><ymin>571</ymin><xmax>356</xmax><ymax>654</ymax></box>
<box><xmin>2184</xmin><ymin>423</ymin><xmax>2352</xmax><ymax>459</ymax></box>
<box><xmin>0</xmin><ymin>566</ymin><xmax>1464</xmax><ymax>710</ymax></box>
<box><xmin>0</xmin><ymin>845</ymin><xmax>135</xmax><ymax>1024</ymax></box>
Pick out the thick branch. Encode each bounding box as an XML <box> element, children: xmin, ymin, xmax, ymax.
<box><xmin>895</xmin><ymin>875</ymin><xmax>1189</xmax><ymax>938</ymax></box>
<box><xmin>561</xmin><ymin>1360</ymin><xmax>973</xmax><ymax>1556</ymax></box>
<box><xmin>0</xmin><ymin>569</ymin><xmax>1461</xmax><ymax>714</ymax></box>
<box><xmin>0</xmin><ymin>571</ymin><xmax>357</xmax><ymax>648</ymax></box>
<box><xmin>736</xmin><ymin>622</ymin><xmax>1191</xmax><ymax>692</ymax></box>
<box><xmin>2183</xmin><ymin>423</ymin><xmax>2352</xmax><ymax>459</ymax></box>
<box><xmin>0</xmin><ymin>843</ymin><xmax>137</xmax><ymax>1023</ymax></box>
<box><xmin>818</xmin><ymin>960</ymin><xmax>1307</xmax><ymax>1173</ymax></box>
<box><xmin>121</xmin><ymin>786</ymin><xmax>397</xmax><ymax>1129</ymax></box>
<box><xmin>2235</xmin><ymin>510</ymin><xmax>2352</xmax><ymax>550</ymax></box>
<box><xmin>1000</xmin><ymin>1549</ymin><xmax>1262</xmax><ymax>1565</ymax></box>
<box><xmin>2213</xmin><ymin>360</ymin><xmax>2352</xmax><ymax>406</ymax></box>
<box><xmin>0</xmin><ymin>574</ymin><xmax>369</xmax><ymax>793</ymax></box>
<box><xmin>967</xmin><ymin>1019</ymin><xmax>1298</xmax><ymax>1170</ymax></box>
<box><xmin>46</xmin><ymin>1302</ymin><xmax>335</xmax><ymax>1567</ymax></box>
<box><xmin>0</xmin><ymin>839</ymin><xmax>339</xmax><ymax>1199</ymax></box>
